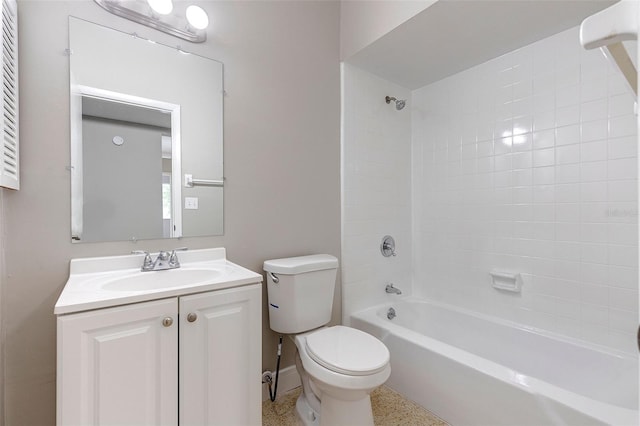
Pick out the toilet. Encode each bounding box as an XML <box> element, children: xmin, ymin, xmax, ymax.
<box><xmin>263</xmin><ymin>254</ymin><xmax>390</xmax><ymax>426</ymax></box>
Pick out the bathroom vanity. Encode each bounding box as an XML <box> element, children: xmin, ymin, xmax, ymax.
<box><xmin>54</xmin><ymin>248</ymin><xmax>262</xmax><ymax>425</ymax></box>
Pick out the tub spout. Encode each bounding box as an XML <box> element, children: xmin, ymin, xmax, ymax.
<box><xmin>385</xmin><ymin>283</ymin><xmax>402</xmax><ymax>295</ymax></box>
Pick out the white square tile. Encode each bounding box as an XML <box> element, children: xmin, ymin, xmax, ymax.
<box><xmin>580</xmin><ymin>243</ymin><xmax>608</xmax><ymax>264</ymax></box>
<box><xmin>512</xmin><ymin>151</ymin><xmax>532</xmax><ymax>170</ymax></box>
<box><xmin>555</xmin><ymin>125</ymin><xmax>580</xmax><ymax>146</ymax></box>
<box><xmin>580</xmin><ymin>120</ymin><xmax>608</xmax><ymax>144</ymax></box>
<box><xmin>555</xmin><ymin>203</ymin><xmax>580</xmax><ymax>223</ymax></box>
<box><xmin>608</xmin><ymin>265</ymin><xmax>638</xmax><ymax>289</ymax></box>
<box><xmin>495</xmin><ymin>137</ymin><xmax>513</xmax><ymax>155</ymax></box>
<box><xmin>533</xmin><ymin>204</ymin><xmax>555</xmax><ymax>221</ymax></box>
<box><xmin>580</xmin><ymin>303</ymin><xmax>609</xmax><ymax>326</ymax></box>
<box><xmin>533</xmin><ymin>148</ymin><xmax>555</xmax><ymax>167</ymax></box>
<box><xmin>533</xmin><ymin>184</ymin><xmax>556</xmax><ymax>203</ymax></box>
<box><xmin>609</xmin><ymin>115</ymin><xmax>636</xmax><ymax>138</ymax></box>
<box><xmin>513</xmin><ymin>168</ymin><xmax>532</xmax><ymax>186</ymax></box>
<box><xmin>608</xmin><ymin>136</ymin><xmax>637</xmax><ymax>160</ymax></box>
<box><xmin>556</xmin><ymin>105</ymin><xmax>580</xmax><ymax>127</ymax></box>
<box><xmin>608</xmin><ymin>181</ymin><xmax>637</xmax><ymax>202</ymax></box>
<box><xmin>533</xmin><ymin>110</ymin><xmax>556</xmax><ymax>131</ymax></box>
<box><xmin>609</xmin><ymin>93</ymin><xmax>635</xmax><ymax>118</ymax></box>
<box><xmin>609</xmin><ymin>308</ymin><xmax>637</xmax><ymax>333</ymax></box>
<box><xmin>580</xmin><ymin>223</ymin><xmax>608</xmax><ymax>243</ymax></box>
<box><xmin>556</xmin><ymin>84</ymin><xmax>579</xmax><ymax>108</ymax></box>
<box><xmin>608</xmin><ymin>245</ymin><xmax>638</xmax><ymax>268</ymax></box>
<box><xmin>580</xmin><ymin>261</ymin><xmax>609</xmax><ymax>285</ymax></box>
<box><xmin>533</xmin><ymin>129</ymin><xmax>555</xmax><ymax>149</ymax></box>
<box><xmin>581</xmin><ymin>75</ymin><xmax>608</xmax><ymax>102</ymax></box>
<box><xmin>556</xmin><ymin>183</ymin><xmax>581</xmax><ymax>203</ymax></box>
<box><xmin>556</xmin><ymin>222</ymin><xmax>581</xmax><ymax>241</ymax></box>
<box><xmin>556</xmin><ymin>164</ymin><xmax>581</xmax><ymax>183</ymax></box>
<box><xmin>580</xmin><ymin>161</ymin><xmax>607</xmax><ymax>182</ymax></box>
<box><xmin>609</xmin><ymin>287</ymin><xmax>638</xmax><ymax>311</ymax></box>
<box><xmin>533</xmin><ymin>166</ymin><xmax>555</xmax><ymax>185</ymax></box>
<box><xmin>579</xmin><ymin>182</ymin><xmax>607</xmax><ymax>202</ymax></box>
<box><xmin>607</xmin><ymin>158</ymin><xmax>637</xmax><ymax>180</ymax></box>
<box><xmin>556</xmin><ymin>144</ymin><xmax>580</xmax><ymax>165</ymax></box>
<box><xmin>608</xmin><ymin>223</ymin><xmax>638</xmax><ymax>246</ymax></box>
<box><xmin>580</xmin><ymin>202</ymin><xmax>607</xmax><ymax>223</ymax></box>
<box><xmin>494</xmin><ymin>154</ymin><xmax>512</xmax><ymax>172</ymax></box>
<box><xmin>581</xmin><ymin>98</ymin><xmax>608</xmax><ymax>123</ymax></box>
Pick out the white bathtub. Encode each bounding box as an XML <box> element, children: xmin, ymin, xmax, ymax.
<box><xmin>351</xmin><ymin>299</ymin><xmax>639</xmax><ymax>426</ymax></box>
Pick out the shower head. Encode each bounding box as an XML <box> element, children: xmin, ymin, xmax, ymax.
<box><xmin>385</xmin><ymin>95</ymin><xmax>406</xmax><ymax>111</ymax></box>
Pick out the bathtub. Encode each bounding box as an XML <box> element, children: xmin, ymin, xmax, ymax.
<box><xmin>351</xmin><ymin>299</ymin><xmax>639</xmax><ymax>426</ymax></box>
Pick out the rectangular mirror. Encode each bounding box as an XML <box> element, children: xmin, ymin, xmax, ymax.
<box><xmin>69</xmin><ymin>17</ymin><xmax>223</xmax><ymax>243</ymax></box>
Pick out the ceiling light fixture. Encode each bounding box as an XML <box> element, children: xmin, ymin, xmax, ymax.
<box><xmin>147</xmin><ymin>0</ymin><xmax>173</xmax><ymax>15</ymax></box>
<box><xmin>186</xmin><ymin>5</ymin><xmax>209</xmax><ymax>30</ymax></box>
<box><xmin>94</xmin><ymin>0</ymin><xmax>208</xmax><ymax>43</ymax></box>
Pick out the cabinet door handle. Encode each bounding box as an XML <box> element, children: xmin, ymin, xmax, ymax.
<box><xmin>162</xmin><ymin>317</ymin><xmax>174</xmax><ymax>327</ymax></box>
<box><xmin>187</xmin><ymin>312</ymin><xmax>198</xmax><ymax>323</ymax></box>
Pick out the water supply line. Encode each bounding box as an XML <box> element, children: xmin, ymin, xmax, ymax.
<box><xmin>268</xmin><ymin>335</ymin><xmax>283</xmax><ymax>402</ymax></box>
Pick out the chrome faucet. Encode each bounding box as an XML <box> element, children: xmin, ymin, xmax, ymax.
<box><xmin>385</xmin><ymin>283</ymin><xmax>402</xmax><ymax>295</ymax></box>
<box><xmin>132</xmin><ymin>248</ymin><xmax>188</xmax><ymax>272</ymax></box>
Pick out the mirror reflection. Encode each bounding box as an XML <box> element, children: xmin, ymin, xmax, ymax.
<box><xmin>69</xmin><ymin>17</ymin><xmax>224</xmax><ymax>243</ymax></box>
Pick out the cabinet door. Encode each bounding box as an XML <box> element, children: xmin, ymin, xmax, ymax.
<box><xmin>57</xmin><ymin>298</ymin><xmax>178</xmax><ymax>426</ymax></box>
<box><xmin>179</xmin><ymin>283</ymin><xmax>262</xmax><ymax>426</ymax></box>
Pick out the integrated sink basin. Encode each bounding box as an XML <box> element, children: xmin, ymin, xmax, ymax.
<box><xmin>102</xmin><ymin>268</ymin><xmax>223</xmax><ymax>292</ymax></box>
<box><xmin>54</xmin><ymin>247</ymin><xmax>263</xmax><ymax>314</ymax></box>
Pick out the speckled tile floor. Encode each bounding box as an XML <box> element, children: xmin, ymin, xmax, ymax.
<box><xmin>262</xmin><ymin>385</ymin><xmax>448</xmax><ymax>426</ymax></box>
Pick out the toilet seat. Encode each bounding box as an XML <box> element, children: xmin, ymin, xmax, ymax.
<box><xmin>305</xmin><ymin>326</ymin><xmax>389</xmax><ymax>376</ymax></box>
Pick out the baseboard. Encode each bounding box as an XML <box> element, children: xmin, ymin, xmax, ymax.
<box><xmin>261</xmin><ymin>364</ymin><xmax>301</xmax><ymax>401</ymax></box>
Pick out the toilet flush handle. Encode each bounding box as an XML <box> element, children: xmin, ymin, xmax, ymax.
<box><xmin>268</xmin><ymin>272</ymin><xmax>279</xmax><ymax>283</ymax></box>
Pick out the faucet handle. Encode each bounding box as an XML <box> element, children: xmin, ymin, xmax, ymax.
<box><xmin>131</xmin><ymin>250</ymin><xmax>153</xmax><ymax>270</ymax></box>
<box><xmin>169</xmin><ymin>247</ymin><xmax>188</xmax><ymax>267</ymax></box>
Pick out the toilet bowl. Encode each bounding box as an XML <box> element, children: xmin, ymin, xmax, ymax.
<box><xmin>263</xmin><ymin>254</ymin><xmax>391</xmax><ymax>426</ymax></box>
<box><xmin>292</xmin><ymin>326</ymin><xmax>390</xmax><ymax>426</ymax></box>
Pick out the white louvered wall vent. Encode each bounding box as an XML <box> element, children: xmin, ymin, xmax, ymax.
<box><xmin>0</xmin><ymin>0</ymin><xmax>17</xmax><ymax>190</ymax></box>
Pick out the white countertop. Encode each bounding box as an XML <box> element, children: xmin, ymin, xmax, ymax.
<box><xmin>55</xmin><ymin>248</ymin><xmax>262</xmax><ymax>315</ymax></box>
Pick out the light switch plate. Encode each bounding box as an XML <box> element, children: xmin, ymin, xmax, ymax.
<box><xmin>185</xmin><ymin>197</ymin><xmax>199</xmax><ymax>209</ymax></box>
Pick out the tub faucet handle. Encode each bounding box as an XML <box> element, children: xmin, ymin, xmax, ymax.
<box><xmin>385</xmin><ymin>283</ymin><xmax>402</xmax><ymax>295</ymax></box>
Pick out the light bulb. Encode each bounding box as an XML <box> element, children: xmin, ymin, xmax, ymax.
<box><xmin>186</xmin><ymin>5</ymin><xmax>209</xmax><ymax>30</ymax></box>
<box><xmin>147</xmin><ymin>0</ymin><xmax>173</xmax><ymax>15</ymax></box>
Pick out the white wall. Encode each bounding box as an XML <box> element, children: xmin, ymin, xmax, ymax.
<box><xmin>341</xmin><ymin>63</ymin><xmax>412</xmax><ymax>323</ymax></box>
<box><xmin>412</xmin><ymin>27</ymin><xmax>638</xmax><ymax>353</ymax></box>
<box><xmin>340</xmin><ymin>0</ymin><xmax>433</xmax><ymax>60</ymax></box>
<box><xmin>3</xmin><ymin>1</ymin><xmax>340</xmax><ymax>424</ymax></box>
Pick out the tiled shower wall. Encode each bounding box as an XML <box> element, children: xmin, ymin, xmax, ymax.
<box><xmin>412</xmin><ymin>27</ymin><xmax>638</xmax><ymax>353</ymax></box>
<box><xmin>342</xmin><ymin>63</ymin><xmax>412</xmax><ymax>324</ymax></box>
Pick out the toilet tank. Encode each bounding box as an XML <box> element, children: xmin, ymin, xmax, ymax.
<box><xmin>263</xmin><ymin>254</ymin><xmax>338</xmax><ymax>334</ymax></box>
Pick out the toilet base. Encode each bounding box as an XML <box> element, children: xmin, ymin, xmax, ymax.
<box><xmin>295</xmin><ymin>387</ymin><xmax>375</xmax><ymax>426</ymax></box>
<box><xmin>295</xmin><ymin>392</ymin><xmax>320</xmax><ymax>426</ymax></box>
<box><xmin>318</xmin><ymin>390</ymin><xmax>375</xmax><ymax>426</ymax></box>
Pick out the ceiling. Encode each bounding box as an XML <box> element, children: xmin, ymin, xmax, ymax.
<box><xmin>347</xmin><ymin>0</ymin><xmax>618</xmax><ymax>90</ymax></box>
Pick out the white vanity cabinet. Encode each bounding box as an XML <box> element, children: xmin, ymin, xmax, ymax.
<box><xmin>57</xmin><ymin>283</ymin><xmax>262</xmax><ymax>426</ymax></box>
<box><xmin>179</xmin><ymin>284</ymin><xmax>262</xmax><ymax>425</ymax></box>
<box><xmin>57</xmin><ymin>298</ymin><xmax>179</xmax><ymax>425</ymax></box>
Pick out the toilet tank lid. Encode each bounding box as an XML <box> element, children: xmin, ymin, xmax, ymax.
<box><xmin>263</xmin><ymin>254</ymin><xmax>338</xmax><ymax>275</ymax></box>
